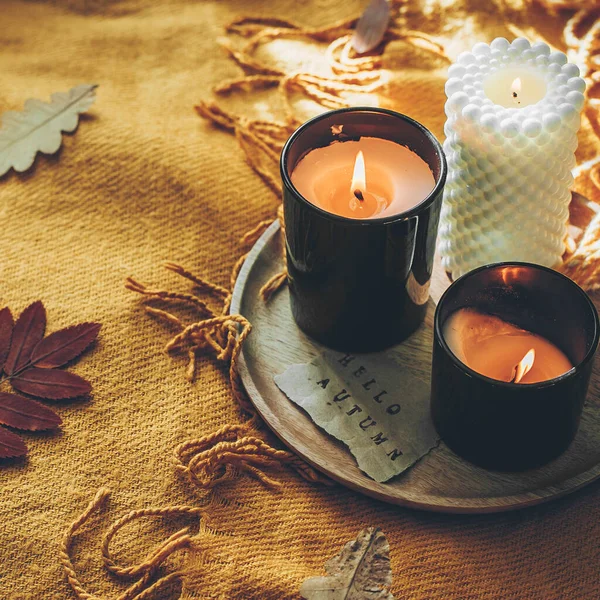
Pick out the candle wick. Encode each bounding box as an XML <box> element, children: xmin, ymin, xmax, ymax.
<box><xmin>512</xmin><ymin>91</ymin><xmax>517</xmax><ymax>98</ymax></box>
<box><xmin>353</xmin><ymin>189</ymin><xmax>364</xmax><ymax>201</ymax></box>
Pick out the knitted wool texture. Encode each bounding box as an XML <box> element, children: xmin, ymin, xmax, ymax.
<box><xmin>1</xmin><ymin>1</ymin><xmax>600</xmax><ymax>599</ymax></box>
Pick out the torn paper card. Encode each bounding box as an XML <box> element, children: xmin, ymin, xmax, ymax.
<box><xmin>274</xmin><ymin>350</ymin><xmax>438</xmax><ymax>483</ymax></box>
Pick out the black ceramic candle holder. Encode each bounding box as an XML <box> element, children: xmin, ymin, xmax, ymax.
<box><xmin>280</xmin><ymin>107</ymin><xmax>447</xmax><ymax>352</ymax></box>
<box><xmin>431</xmin><ymin>262</ymin><xmax>600</xmax><ymax>471</ymax></box>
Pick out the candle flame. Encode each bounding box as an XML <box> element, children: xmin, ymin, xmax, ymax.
<box><xmin>512</xmin><ymin>77</ymin><xmax>522</xmax><ymax>95</ymax></box>
<box><xmin>351</xmin><ymin>150</ymin><xmax>366</xmax><ymax>193</ymax></box>
<box><xmin>511</xmin><ymin>348</ymin><xmax>535</xmax><ymax>383</ymax></box>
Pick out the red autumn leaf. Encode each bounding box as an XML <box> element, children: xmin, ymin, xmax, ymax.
<box><xmin>352</xmin><ymin>0</ymin><xmax>391</xmax><ymax>54</ymax></box>
<box><xmin>0</xmin><ymin>392</ymin><xmax>61</xmax><ymax>431</ymax></box>
<box><xmin>30</xmin><ymin>322</ymin><xmax>101</xmax><ymax>368</ymax></box>
<box><xmin>0</xmin><ymin>427</ymin><xmax>27</xmax><ymax>459</ymax></box>
<box><xmin>0</xmin><ymin>301</ymin><xmax>100</xmax><ymax>465</ymax></box>
<box><xmin>11</xmin><ymin>368</ymin><xmax>91</xmax><ymax>400</ymax></box>
<box><xmin>0</xmin><ymin>308</ymin><xmax>14</xmax><ymax>373</ymax></box>
<box><xmin>4</xmin><ymin>301</ymin><xmax>46</xmax><ymax>375</ymax></box>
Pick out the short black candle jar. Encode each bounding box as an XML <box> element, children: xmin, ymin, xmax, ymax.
<box><xmin>280</xmin><ymin>108</ymin><xmax>447</xmax><ymax>351</ymax></box>
<box><xmin>431</xmin><ymin>263</ymin><xmax>599</xmax><ymax>471</ymax></box>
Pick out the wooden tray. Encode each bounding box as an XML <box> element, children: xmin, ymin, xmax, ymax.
<box><xmin>230</xmin><ymin>221</ymin><xmax>600</xmax><ymax>513</ymax></box>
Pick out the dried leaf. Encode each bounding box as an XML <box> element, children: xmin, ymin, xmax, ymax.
<box><xmin>0</xmin><ymin>427</ymin><xmax>27</xmax><ymax>459</ymax></box>
<box><xmin>0</xmin><ymin>302</ymin><xmax>100</xmax><ymax>464</ymax></box>
<box><xmin>569</xmin><ymin>191</ymin><xmax>599</xmax><ymax>230</ymax></box>
<box><xmin>300</xmin><ymin>527</ymin><xmax>394</xmax><ymax>600</ymax></box>
<box><xmin>0</xmin><ymin>308</ymin><xmax>14</xmax><ymax>373</ymax></box>
<box><xmin>30</xmin><ymin>322</ymin><xmax>101</xmax><ymax>368</ymax></box>
<box><xmin>0</xmin><ymin>392</ymin><xmax>61</xmax><ymax>431</ymax></box>
<box><xmin>352</xmin><ymin>0</ymin><xmax>391</xmax><ymax>54</ymax></box>
<box><xmin>0</xmin><ymin>84</ymin><xmax>97</xmax><ymax>176</ymax></box>
<box><xmin>4</xmin><ymin>301</ymin><xmax>46</xmax><ymax>375</ymax></box>
<box><xmin>12</xmin><ymin>368</ymin><xmax>91</xmax><ymax>400</ymax></box>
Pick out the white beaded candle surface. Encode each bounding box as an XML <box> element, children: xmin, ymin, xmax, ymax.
<box><xmin>440</xmin><ymin>37</ymin><xmax>586</xmax><ymax>278</ymax></box>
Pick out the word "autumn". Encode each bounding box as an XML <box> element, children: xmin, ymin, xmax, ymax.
<box><xmin>316</xmin><ymin>354</ymin><xmax>402</xmax><ymax>462</ymax></box>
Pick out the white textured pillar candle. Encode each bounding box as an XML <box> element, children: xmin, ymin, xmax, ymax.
<box><xmin>440</xmin><ymin>37</ymin><xmax>586</xmax><ymax>277</ymax></box>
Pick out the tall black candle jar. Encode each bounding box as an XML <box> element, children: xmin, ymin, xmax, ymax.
<box><xmin>431</xmin><ymin>263</ymin><xmax>600</xmax><ymax>471</ymax></box>
<box><xmin>280</xmin><ymin>108</ymin><xmax>447</xmax><ymax>351</ymax></box>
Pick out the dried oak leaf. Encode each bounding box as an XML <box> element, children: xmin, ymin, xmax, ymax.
<box><xmin>300</xmin><ymin>527</ymin><xmax>395</xmax><ymax>600</ymax></box>
<box><xmin>352</xmin><ymin>0</ymin><xmax>391</xmax><ymax>54</ymax></box>
<box><xmin>0</xmin><ymin>301</ymin><xmax>100</xmax><ymax>461</ymax></box>
<box><xmin>0</xmin><ymin>84</ymin><xmax>97</xmax><ymax>177</ymax></box>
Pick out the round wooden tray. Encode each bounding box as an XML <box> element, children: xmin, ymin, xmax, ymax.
<box><xmin>230</xmin><ymin>221</ymin><xmax>600</xmax><ymax>513</ymax></box>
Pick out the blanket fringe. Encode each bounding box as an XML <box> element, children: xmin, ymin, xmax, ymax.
<box><xmin>174</xmin><ymin>423</ymin><xmax>331</xmax><ymax>490</ymax></box>
<box><xmin>126</xmin><ymin>262</ymin><xmax>325</xmax><ymax>488</ymax></box>
<box><xmin>556</xmin><ymin>7</ymin><xmax>600</xmax><ymax>289</ymax></box>
<box><xmin>60</xmin><ymin>489</ymin><xmax>201</xmax><ymax>600</ymax></box>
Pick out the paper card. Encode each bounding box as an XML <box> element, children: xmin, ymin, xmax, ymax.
<box><xmin>274</xmin><ymin>350</ymin><xmax>439</xmax><ymax>483</ymax></box>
